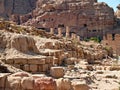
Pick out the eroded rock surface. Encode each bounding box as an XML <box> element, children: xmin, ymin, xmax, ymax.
<box><xmin>0</xmin><ymin>0</ymin><xmax>36</xmax><ymax>19</ymax></box>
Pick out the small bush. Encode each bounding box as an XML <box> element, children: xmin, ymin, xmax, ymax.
<box><xmin>90</xmin><ymin>37</ymin><xmax>101</xmax><ymax>43</ymax></box>
<box><xmin>84</xmin><ymin>37</ymin><xmax>101</xmax><ymax>43</ymax></box>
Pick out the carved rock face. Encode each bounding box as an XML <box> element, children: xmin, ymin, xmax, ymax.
<box><xmin>22</xmin><ymin>0</ymin><xmax>115</xmax><ymax>39</ymax></box>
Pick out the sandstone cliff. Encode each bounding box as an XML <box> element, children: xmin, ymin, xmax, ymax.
<box><xmin>24</xmin><ymin>0</ymin><xmax>115</xmax><ymax>29</ymax></box>
<box><xmin>0</xmin><ymin>0</ymin><xmax>36</xmax><ymax>19</ymax></box>
<box><xmin>0</xmin><ymin>0</ymin><xmax>116</xmax><ymax>39</ymax></box>
<box><xmin>22</xmin><ymin>0</ymin><xmax>115</xmax><ymax>39</ymax></box>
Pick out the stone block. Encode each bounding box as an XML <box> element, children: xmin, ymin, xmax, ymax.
<box><xmin>21</xmin><ymin>77</ymin><xmax>34</xmax><ymax>89</ymax></box>
<box><xmin>72</xmin><ymin>81</ymin><xmax>90</xmax><ymax>90</ymax></box>
<box><xmin>42</xmin><ymin>64</ymin><xmax>48</xmax><ymax>72</ymax></box>
<box><xmin>53</xmin><ymin>58</ymin><xmax>59</xmax><ymax>65</ymax></box>
<box><xmin>29</xmin><ymin>65</ymin><xmax>38</xmax><ymax>72</ymax></box>
<box><xmin>24</xmin><ymin>64</ymin><xmax>30</xmax><ymax>71</ymax></box>
<box><xmin>34</xmin><ymin>77</ymin><xmax>57</xmax><ymax>90</ymax></box>
<box><xmin>50</xmin><ymin>67</ymin><xmax>64</xmax><ymax>78</ymax></box>
<box><xmin>0</xmin><ymin>73</ymin><xmax>10</xmax><ymax>88</ymax></box>
<box><xmin>32</xmin><ymin>74</ymin><xmax>46</xmax><ymax>79</ymax></box>
<box><xmin>65</xmin><ymin>58</ymin><xmax>74</xmax><ymax>65</ymax></box>
<box><xmin>7</xmin><ymin>76</ymin><xmax>22</xmax><ymax>90</ymax></box>
<box><xmin>56</xmin><ymin>78</ymin><xmax>72</xmax><ymax>90</ymax></box>
<box><xmin>28</xmin><ymin>58</ymin><xmax>46</xmax><ymax>65</ymax></box>
<box><xmin>6</xmin><ymin>59</ymin><xmax>14</xmax><ymax>64</ymax></box>
<box><xmin>45</xmin><ymin>58</ymin><xmax>50</xmax><ymax>64</ymax></box>
<box><xmin>12</xmin><ymin>64</ymin><xmax>20</xmax><ymax>69</ymax></box>
<box><xmin>14</xmin><ymin>58</ymin><xmax>27</xmax><ymax>64</ymax></box>
<box><xmin>38</xmin><ymin>65</ymin><xmax>43</xmax><ymax>72</ymax></box>
<box><xmin>110</xmin><ymin>66</ymin><xmax>120</xmax><ymax>71</ymax></box>
<box><xmin>67</xmin><ymin>65</ymin><xmax>75</xmax><ymax>70</ymax></box>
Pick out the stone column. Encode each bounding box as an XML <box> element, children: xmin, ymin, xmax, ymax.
<box><xmin>50</xmin><ymin>28</ymin><xmax>54</xmax><ymax>34</ymax></box>
<box><xmin>77</xmin><ymin>36</ymin><xmax>80</xmax><ymax>41</ymax></box>
<box><xmin>58</xmin><ymin>28</ymin><xmax>63</xmax><ymax>37</ymax></box>
<box><xmin>71</xmin><ymin>33</ymin><xmax>74</xmax><ymax>39</ymax></box>
<box><xmin>66</xmin><ymin>26</ymin><xmax>70</xmax><ymax>38</ymax></box>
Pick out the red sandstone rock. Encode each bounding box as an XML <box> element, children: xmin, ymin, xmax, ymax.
<box><xmin>34</xmin><ymin>77</ymin><xmax>57</xmax><ymax>90</ymax></box>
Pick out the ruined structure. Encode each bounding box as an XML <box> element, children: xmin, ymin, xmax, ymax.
<box><xmin>0</xmin><ymin>0</ymin><xmax>115</xmax><ymax>39</ymax></box>
<box><xmin>102</xmin><ymin>33</ymin><xmax>120</xmax><ymax>55</ymax></box>
<box><xmin>101</xmin><ymin>5</ymin><xmax>120</xmax><ymax>55</ymax></box>
<box><xmin>0</xmin><ymin>19</ymin><xmax>120</xmax><ymax>90</ymax></box>
<box><xmin>23</xmin><ymin>0</ymin><xmax>115</xmax><ymax>39</ymax></box>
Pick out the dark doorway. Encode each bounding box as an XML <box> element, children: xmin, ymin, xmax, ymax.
<box><xmin>83</xmin><ymin>24</ymin><xmax>87</xmax><ymax>27</ymax></box>
<box><xmin>112</xmin><ymin>33</ymin><xmax>115</xmax><ymax>40</ymax></box>
<box><xmin>58</xmin><ymin>24</ymin><xmax>65</xmax><ymax>28</ymax></box>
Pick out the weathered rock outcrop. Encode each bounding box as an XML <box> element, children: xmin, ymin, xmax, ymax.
<box><xmin>0</xmin><ymin>31</ymin><xmax>39</xmax><ymax>54</ymax></box>
<box><xmin>0</xmin><ymin>0</ymin><xmax>36</xmax><ymax>19</ymax></box>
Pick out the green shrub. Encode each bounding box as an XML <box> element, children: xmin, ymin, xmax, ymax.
<box><xmin>90</xmin><ymin>37</ymin><xmax>101</xmax><ymax>43</ymax></box>
<box><xmin>84</xmin><ymin>37</ymin><xmax>101</xmax><ymax>43</ymax></box>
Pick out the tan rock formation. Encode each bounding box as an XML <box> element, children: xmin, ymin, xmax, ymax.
<box><xmin>11</xmin><ymin>34</ymin><xmax>39</xmax><ymax>53</ymax></box>
<box><xmin>0</xmin><ymin>31</ymin><xmax>39</xmax><ymax>54</ymax></box>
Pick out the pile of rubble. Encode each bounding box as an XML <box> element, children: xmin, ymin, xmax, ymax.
<box><xmin>0</xmin><ymin>21</ymin><xmax>120</xmax><ymax>90</ymax></box>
